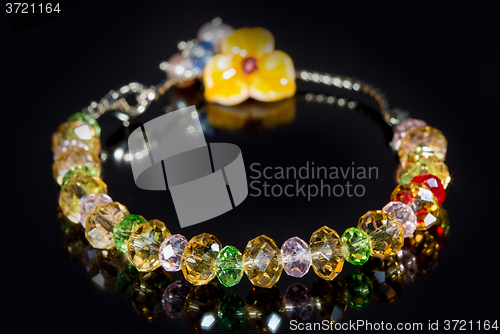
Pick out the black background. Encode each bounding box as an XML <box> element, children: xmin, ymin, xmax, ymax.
<box><xmin>3</xmin><ymin>1</ymin><xmax>499</xmax><ymax>333</ymax></box>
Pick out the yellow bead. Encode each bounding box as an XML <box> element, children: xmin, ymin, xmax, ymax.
<box><xmin>52</xmin><ymin>146</ymin><xmax>101</xmax><ymax>185</ymax></box>
<box><xmin>396</xmin><ymin>148</ymin><xmax>450</xmax><ymax>189</ymax></box>
<box><xmin>391</xmin><ymin>183</ymin><xmax>440</xmax><ymax>231</ymax></box>
<box><xmin>85</xmin><ymin>202</ymin><xmax>129</xmax><ymax>249</ymax></box>
<box><xmin>243</xmin><ymin>235</ymin><xmax>283</xmax><ymax>288</ymax></box>
<box><xmin>128</xmin><ymin>219</ymin><xmax>171</xmax><ymax>272</ymax></box>
<box><xmin>398</xmin><ymin>125</ymin><xmax>447</xmax><ymax>162</ymax></box>
<box><xmin>52</xmin><ymin>121</ymin><xmax>101</xmax><ymax>154</ymax></box>
<box><xmin>58</xmin><ymin>175</ymin><xmax>107</xmax><ymax>223</ymax></box>
<box><xmin>309</xmin><ymin>226</ymin><xmax>345</xmax><ymax>280</ymax></box>
<box><xmin>181</xmin><ymin>233</ymin><xmax>221</xmax><ymax>285</ymax></box>
<box><xmin>357</xmin><ymin>210</ymin><xmax>404</xmax><ymax>259</ymax></box>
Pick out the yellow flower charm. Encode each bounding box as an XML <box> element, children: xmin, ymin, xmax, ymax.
<box><xmin>203</xmin><ymin>27</ymin><xmax>296</xmax><ymax>106</ymax></box>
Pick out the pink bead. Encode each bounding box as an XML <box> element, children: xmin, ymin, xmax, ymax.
<box><xmin>382</xmin><ymin>201</ymin><xmax>417</xmax><ymax>238</ymax></box>
<box><xmin>79</xmin><ymin>194</ymin><xmax>113</xmax><ymax>227</ymax></box>
<box><xmin>392</xmin><ymin>118</ymin><xmax>427</xmax><ymax>150</ymax></box>
<box><xmin>166</xmin><ymin>53</ymin><xmax>194</xmax><ymax>78</ymax></box>
<box><xmin>197</xmin><ymin>21</ymin><xmax>234</xmax><ymax>53</ymax></box>
<box><xmin>281</xmin><ymin>237</ymin><xmax>312</xmax><ymax>278</ymax></box>
<box><xmin>53</xmin><ymin>139</ymin><xmax>90</xmax><ymax>161</ymax></box>
<box><xmin>166</xmin><ymin>53</ymin><xmax>196</xmax><ymax>88</ymax></box>
<box><xmin>159</xmin><ymin>234</ymin><xmax>188</xmax><ymax>272</ymax></box>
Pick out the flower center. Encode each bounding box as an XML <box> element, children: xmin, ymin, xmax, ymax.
<box><xmin>242</xmin><ymin>57</ymin><xmax>258</xmax><ymax>74</ymax></box>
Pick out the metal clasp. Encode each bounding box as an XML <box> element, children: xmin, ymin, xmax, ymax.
<box><xmin>84</xmin><ymin>83</ymin><xmax>157</xmax><ymax>125</ymax></box>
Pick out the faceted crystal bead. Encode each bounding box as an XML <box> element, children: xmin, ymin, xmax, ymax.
<box><xmin>162</xmin><ymin>280</ymin><xmax>192</xmax><ymax>319</ymax></box>
<box><xmin>128</xmin><ymin>219</ymin><xmax>171</xmax><ymax>272</ymax></box>
<box><xmin>85</xmin><ymin>202</ymin><xmax>129</xmax><ymax>249</ymax></box>
<box><xmin>358</xmin><ymin>210</ymin><xmax>404</xmax><ymax>258</ymax></box>
<box><xmin>88</xmin><ymin>248</ymin><xmax>129</xmax><ymax>292</ymax></box>
<box><xmin>246</xmin><ymin>286</ymin><xmax>285</xmax><ymax>333</ymax></box>
<box><xmin>280</xmin><ymin>237</ymin><xmax>312</xmax><ymax>278</ymax></box>
<box><xmin>52</xmin><ymin>146</ymin><xmax>101</xmax><ymax>185</ymax></box>
<box><xmin>78</xmin><ymin>193</ymin><xmax>113</xmax><ymax>227</ymax></box>
<box><xmin>61</xmin><ymin>165</ymin><xmax>97</xmax><ymax>186</ymax></box>
<box><xmin>59</xmin><ymin>175</ymin><xmax>107</xmax><ymax>223</ymax></box>
<box><xmin>382</xmin><ymin>201</ymin><xmax>417</xmax><ymax>238</ymax></box>
<box><xmin>165</xmin><ymin>53</ymin><xmax>196</xmax><ymax>88</ymax></box>
<box><xmin>309</xmin><ymin>226</ymin><xmax>345</xmax><ymax>280</ymax></box>
<box><xmin>398</xmin><ymin>125</ymin><xmax>447</xmax><ymax>161</ymax></box>
<box><xmin>397</xmin><ymin>148</ymin><xmax>450</xmax><ymax>188</ymax></box>
<box><xmin>52</xmin><ymin>121</ymin><xmax>101</xmax><ymax>154</ymax></box>
<box><xmin>311</xmin><ymin>278</ymin><xmax>347</xmax><ymax>323</ymax></box>
<box><xmin>131</xmin><ymin>269</ymin><xmax>172</xmax><ymax>320</ymax></box>
<box><xmin>53</xmin><ymin>139</ymin><xmax>90</xmax><ymax>161</ymax></box>
<box><xmin>159</xmin><ymin>234</ymin><xmax>188</xmax><ymax>272</ymax></box>
<box><xmin>243</xmin><ymin>235</ymin><xmax>283</xmax><ymax>288</ymax></box>
<box><xmin>392</xmin><ymin>118</ymin><xmax>427</xmax><ymax>151</ymax></box>
<box><xmin>394</xmin><ymin>248</ymin><xmax>417</xmax><ymax>282</ymax></box>
<box><xmin>112</xmin><ymin>214</ymin><xmax>147</xmax><ymax>253</ymax></box>
<box><xmin>184</xmin><ymin>283</ymin><xmax>224</xmax><ymax>331</ymax></box>
<box><xmin>67</xmin><ymin>112</ymin><xmax>101</xmax><ymax>137</ymax></box>
<box><xmin>284</xmin><ymin>283</ymin><xmax>314</xmax><ymax>322</ymax></box>
<box><xmin>340</xmin><ymin>227</ymin><xmax>372</xmax><ymax>265</ymax></box>
<box><xmin>361</xmin><ymin>258</ymin><xmax>405</xmax><ymax>303</ymax></box>
<box><xmin>181</xmin><ymin>233</ymin><xmax>221</xmax><ymax>285</ymax></box>
<box><xmin>342</xmin><ymin>271</ymin><xmax>373</xmax><ymax>308</ymax></box>
<box><xmin>215</xmin><ymin>245</ymin><xmax>244</xmax><ymax>287</ymax></box>
<box><xmin>412</xmin><ymin>173</ymin><xmax>447</xmax><ymax>204</ymax></box>
<box><xmin>391</xmin><ymin>182</ymin><xmax>440</xmax><ymax>230</ymax></box>
<box><xmin>218</xmin><ymin>293</ymin><xmax>246</xmax><ymax>332</ymax></box>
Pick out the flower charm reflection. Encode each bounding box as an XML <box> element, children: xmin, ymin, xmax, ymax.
<box><xmin>206</xmin><ymin>97</ymin><xmax>296</xmax><ymax>131</ymax></box>
<box><xmin>203</xmin><ymin>27</ymin><xmax>296</xmax><ymax>106</ymax></box>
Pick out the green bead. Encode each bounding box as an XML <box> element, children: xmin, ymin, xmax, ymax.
<box><xmin>215</xmin><ymin>245</ymin><xmax>244</xmax><ymax>287</ymax></box>
<box><xmin>341</xmin><ymin>228</ymin><xmax>372</xmax><ymax>265</ymax></box>
<box><xmin>113</xmin><ymin>214</ymin><xmax>147</xmax><ymax>253</ymax></box>
<box><xmin>68</xmin><ymin>112</ymin><xmax>101</xmax><ymax>138</ymax></box>
<box><xmin>342</xmin><ymin>271</ymin><xmax>373</xmax><ymax>308</ymax></box>
<box><xmin>218</xmin><ymin>293</ymin><xmax>246</xmax><ymax>332</ymax></box>
<box><xmin>61</xmin><ymin>165</ymin><xmax>97</xmax><ymax>186</ymax></box>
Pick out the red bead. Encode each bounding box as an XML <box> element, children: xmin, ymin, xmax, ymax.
<box><xmin>411</xmin><ymin>173</ymin><xmax>446</xmax><ymax>204</ymax></box>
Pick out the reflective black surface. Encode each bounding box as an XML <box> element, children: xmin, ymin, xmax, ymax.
<box><xmin>5</xmin><ymin>1</ymin><xmax>498</xmax><ymax>333</ymax></box>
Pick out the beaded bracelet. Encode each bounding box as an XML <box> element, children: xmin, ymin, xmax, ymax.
<box><xmin>52</xmin><ymin>18</ymin><xmax>451</xmax><ymax>290</ymax></box>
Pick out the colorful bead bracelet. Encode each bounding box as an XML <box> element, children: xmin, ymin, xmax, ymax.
<box><xmin>52</xmin><ymin>19</ymin><xmax>451</xmax><ymax>290</ymax></box>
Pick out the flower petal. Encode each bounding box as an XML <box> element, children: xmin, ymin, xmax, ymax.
<box><xmin>221</xmin><ymin>27</ymin><xmax>275</xmax><ymax>59</ymax></box>
<box><xmin>249</xmin><ymin>50</ymin><xmax>296</xmax><ymax>102</ymax></box>
<box><xmin>203</xmin><ymin>54</ymin><xmax>250</xmax><ymax>106</ymax></box>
